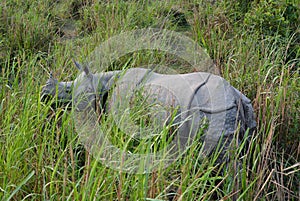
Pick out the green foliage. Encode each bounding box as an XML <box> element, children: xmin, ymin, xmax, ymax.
<box><xmin>0</xmin><ymin>1</ymin><xmax>57</xmax><ymax>58</ymax></box>
<box><xmin>0</xmin><ymin>0</ymin><xmax>299</xmax><ymax>200</ymax></box>
<box><xmin>244</xmin><ymin>0</ymin><xmax>299</xmax><ymax>37</ymax></box>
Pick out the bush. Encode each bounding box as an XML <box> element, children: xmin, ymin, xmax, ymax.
<box><xmin>244</xmin><ymin>0</ymin><xmax>299</xmax><ymax>37</ymax></box>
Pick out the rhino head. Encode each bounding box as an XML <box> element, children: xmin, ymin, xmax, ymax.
<box><xmin>41</xmin><ymin>60</ymin><xmax>119</xmax><ymax>112</ymax></box>
<box><xmin>41</xmin><ymin>74</ymin><xmax>73</xmax><ymax>106</ymax></box>
<box><xmin>41</xmin><ymin>61</ymin><xmax>98</xmax><ymax>111</ymax></box>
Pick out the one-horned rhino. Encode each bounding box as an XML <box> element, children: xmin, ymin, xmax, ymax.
<box><xmin>41</xmin><ymin>61</ymin><xmax>256</xmax><ymax>162</ymax></box>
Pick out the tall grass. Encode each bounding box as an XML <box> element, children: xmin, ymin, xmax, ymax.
<box><xmin>0</xmin><ymin>0</ymin><xmax>299</xmax><ymax>200</ymax></box>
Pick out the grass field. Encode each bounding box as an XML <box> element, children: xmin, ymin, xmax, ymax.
<box><xmin>0</xmin><ymin>0</ymin><xmax>299</xmax><ymax>200</ymax></box>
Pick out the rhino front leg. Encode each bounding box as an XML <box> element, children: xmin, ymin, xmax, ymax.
<box><xmin>41</xmin><ymin>74</ymin><xmax>73</xmax><ymax>105</ymax></box>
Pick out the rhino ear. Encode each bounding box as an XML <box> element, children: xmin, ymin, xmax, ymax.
<box><xmin>72</xmin><ymin>59</ymin><xmax>91</xmax><ymax>76</ymax></box>
<box><xmin>73</xmin><ymin>59</ymin><xmax>83</xmax><ymax>71</ymax></box>
<box><xmin>83</xmin><ymin>66</ymin><xmax>90</xmax><ymax>76</ymax></box>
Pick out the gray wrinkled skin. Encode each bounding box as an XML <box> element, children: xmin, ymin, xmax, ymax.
<box><xmin>41</xmin><ymin>62</ymin><xmax>256</xmax><ymax>161</ymax></box>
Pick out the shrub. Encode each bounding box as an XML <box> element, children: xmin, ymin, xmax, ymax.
<box><xmin>244</xmin><ymin>0</ymin><xmax>299</xmax><ymax>37</ymax></box>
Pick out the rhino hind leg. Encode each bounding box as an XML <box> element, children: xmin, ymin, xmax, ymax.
<box><xmin>215</xmin><ymin>88</ymin><xmax>256</xmax><ymax>164</ymax></box>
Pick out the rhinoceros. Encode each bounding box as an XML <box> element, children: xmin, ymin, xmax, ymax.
<box><xmin>41</xmin><ymin>61</ymin><xmax>256</xmax><ymax>163</ymax></box>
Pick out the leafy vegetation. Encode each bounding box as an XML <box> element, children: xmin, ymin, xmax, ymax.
<box><xmin>0</xmin><ymin>0</ymin><xmax>299</xmax><ymax>200</ymax></box>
